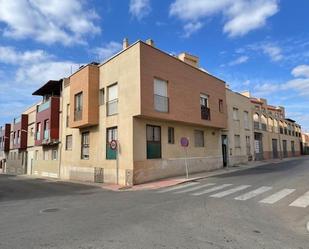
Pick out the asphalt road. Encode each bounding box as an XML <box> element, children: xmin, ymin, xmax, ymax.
<box><xmin>1</xmin><ymin>157</ymin><xmax>309</xmax><ymax>249</ymax></box>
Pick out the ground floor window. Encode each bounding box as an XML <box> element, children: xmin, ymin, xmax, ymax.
<box><xmin>246</xmin><ymin>136</ymin><xmax>251</xmax><ymax>155</ymax></box>
<box><xmin>168</xmin><ymin>127</ymin><xmax>175</xmax><ymax>144</ymax></box>
<box><xmin>234</xmin><ymin>135</ymin><xmax>241</xmax><ymax>148</ymax></box>
<box><xmin>146</xmin><ymin>125</ymin><xmax>161</xmax><ymax>159</ymax></box>
<box><xmin>194</xmin><ymin>130</ymin><xmax>204</xmax><ymax>147</ymax></box>
<box><xmin>106</xmin><ymin>127</ymin><xmax>118</xmax><ymax>160</ymax></box>
<box><xmin>52</xmin><ymin>149</ymin><xmax>58</xmax><ymax>160</ymax></box>
<box><xmin>81</xmin><ymin>132</ymin><xmax>90</xmax><ymax>160</ymax></box>
<box><xmin>43</xmin><ymin>150</ymin><xmax>49</xmax><ymax>160</ymax></box>
<box><xmin>65</xmin><ymin>135</ymin><xmax>72</xmax><ymax>150</ymax></box>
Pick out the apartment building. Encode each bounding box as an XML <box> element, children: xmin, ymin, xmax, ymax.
<box><xmin>0</xmin><ymin>124</ymin><xmax>11</xmax><ymax>172</ymax></box>
<box><xmin>222</xmin><ymin>89</ymin><xmax>254</xmax><ymax>166</ymax></box>
<box><xmin>60</xmin><ymin>39</ymin><xmax>227</xmax><ymax>185</ymax></box>
<box><xmin>30</xmin><ymin>80</ymin><xmax>62</xmax><ymax>178</ymax></box>
<box><xmin>242</xmin><ymin>93</ymin><xmax>302</xmax><ymax>160</ymax></box>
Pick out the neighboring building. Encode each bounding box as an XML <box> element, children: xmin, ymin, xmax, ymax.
<box><xmin>301</xmin><ymin>133</ymin><xmax>309</xmax><ymax>155</ymax></box>
<box><xmin>222</xmin><ymin>89</ymin><xmax>254</xmax><ymax>166</ymax></box>
<box><xmin>31</xmin><ymin>80</ymin><xmax>62</xmax><ymax>178</ymax></box>
<box><xmin>60</xmin><ymin>39</ymin><xmax>227</xmax><ymax>185</ymax></box>
<box><xmin>0</xmin><ymin>124</ymin><xmax>11</xmax><ymax>172</ymax></box>
<box><xmin>6</xmin><ymin>114</ymin><xmax>28</xmax><ymax>174</ymax></box>
<box><xmin>243</xmin><ymin>93</ymin><xmax>302</xmax><ymax>160</ymax></box>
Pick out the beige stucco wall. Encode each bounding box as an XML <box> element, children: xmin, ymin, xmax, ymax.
<box><xmin>133</xmin><ymin>117</ymin><xmax>223</xmax><ymax>184</ymax></box>
<box><xmin>223</xmin><ymin>89</ymin><xmax>255</xmax><ymax>166</ymax></box>
<box><xmin>61</xmin><ymin>44</ymin><xmax>141</xmax><ymax>186</ymax></box>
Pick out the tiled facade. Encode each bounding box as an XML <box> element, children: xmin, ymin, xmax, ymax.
<box><xmin>0</xmin><ymin>39</ymin><xmax>306</xmax><ymax>185</ymax></box>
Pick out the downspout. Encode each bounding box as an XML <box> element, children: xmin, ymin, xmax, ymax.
<box><xmin>58</xmin><ymin>79</ymin><xmax>64</xmax><ymax>179</ymax></box>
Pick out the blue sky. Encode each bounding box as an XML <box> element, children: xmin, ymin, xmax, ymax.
<box><xmin>0</xmin><ymin>0</ymin><xmax>309</xmax><ymax>131</ymax></box>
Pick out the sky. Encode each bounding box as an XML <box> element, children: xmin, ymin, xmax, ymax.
<box><xmin>0</xmin><ymin>0</ymin><xmax>309</xmax><ymax>131</ymax></box>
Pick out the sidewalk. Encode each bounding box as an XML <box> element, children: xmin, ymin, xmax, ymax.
<box><xmin>9</xmin><ymin>156</ymin><xmax>308</xmax><ymax>192</ymax></box>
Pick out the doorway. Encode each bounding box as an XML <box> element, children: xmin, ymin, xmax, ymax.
<box><xmin>254</xmin><ymin>133</ymin><xmax>263</xmax><ymax>160</ymax></box>
<box><xmin>221</xmin><ymin>135</ymin><xmax>228</xmax><ymax>167</ymax></box>
<box><xmin>272</xmin><ymin>139</ymin><xmax>278</xmax><ymax>159</ymax></box>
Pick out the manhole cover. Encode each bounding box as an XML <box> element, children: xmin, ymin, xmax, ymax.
<box><xmin>40</xmin><ymin>208</ymin><xmax>60</xmax><ymax>213</ymax></box>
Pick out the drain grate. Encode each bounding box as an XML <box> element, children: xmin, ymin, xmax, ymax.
<box><xmin>40</xmin><ymin>208</ymin><xmax>60</xmax><ymax>213</ymax></box>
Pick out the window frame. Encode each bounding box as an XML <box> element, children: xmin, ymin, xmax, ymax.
<box><xmin>81</xmin><ymin>131</ymin><xmax>90</xmax><ymax>160</ymax></box>
<box><xmin>194</xmin><ymin>130</ymin><xmax>205</xmax><ymax>147</ymax></box>
<box><xmin>146</xmin><ymin>125</ymin><xmax>162</xmax><ymax>159</ymax></box>
<box><xmin>168</xmin><ymin>127</ymin><xmax>175</xmax><ymax>144</ymax></box>
<box><xmin>65</xmin><ymin>135</ymin><xmax>73</xmax><ymax>151</ymax></box>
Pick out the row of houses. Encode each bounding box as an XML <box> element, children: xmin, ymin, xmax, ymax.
<box><xmin>0</xmin><ymin>39</ymin><xmax>308</xmax><ymax>186</ymax></box>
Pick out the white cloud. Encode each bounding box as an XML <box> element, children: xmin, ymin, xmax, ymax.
<box><xmin>129</xmin><ymin>0</ymin><xmax>151</xmax><ymax>20</ymax></box>
<box><xmin>0</xmin><ymin>0</ymin><xmax>100</xmax><ymax>45</ymax></box>
<box><xmin>228</xmin><ymin>55</ymin><xmax>249</xmax><ymax>66</ymax></box>
<box><xmin>169</xmin><ymin>0</ymin><xmax>279</xmax><ymax>37</ymax></box>
<box><xmin>92</xmin><ymin>41</ymin><xmax>122</xmax><ymax>62</ymax></box>
<box><xmin>291</xmin><ymin>64</ymin><xmax>309</xmax><ymax>78</ymax></box>
<box><xmin>0</xmin><ymin>46</ymin><xmax>51</xmax><ymax>65</ymax></box>
<box><xmin>260</xmin><ymin>43</ymin><xmax>283</xmax><ymax>61</ymax></box>
<box><xmin>183</xmin><ymin>22</ymin><xmax>203</xmax><ymax>38</ymax></box>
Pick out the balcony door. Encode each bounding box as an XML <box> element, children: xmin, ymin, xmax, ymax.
<box><xmin>146</xmin><ymin>125</ymin><xmax>161</xmax><ymax>159</ymax></box>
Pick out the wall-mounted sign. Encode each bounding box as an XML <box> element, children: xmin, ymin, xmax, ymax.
<box><xmin>180</xmin><ymin>137</ymin><xmax>189</xmax><ymax>147</ymax></box>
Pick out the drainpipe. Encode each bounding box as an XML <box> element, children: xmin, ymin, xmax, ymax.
<box><xmin>58</xmin><ymin>79</ymin><xmax>64</xmax><ymax>179</ymax></box>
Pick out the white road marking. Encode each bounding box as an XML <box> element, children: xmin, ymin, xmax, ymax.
<box><xmin>210</xmin><ymin>185</ymin><xmax>251</xmax><ymax>198</ymax></box>
<box><xmin>289</xmin><ymin>190</ymin><xmax>309</xmax><ymax>208</ymax></box>
<box><xmin>157</xmin><ymin>182</ymin><xmax>199</xmax><ymax>193</ymax></box>
<box><xmin>174</xmin><ymin>183</ymin><xmax>216</xmax><ymax>194</ymax></box>
<box><xmin>191</xmin><ymin>184</ymin><xmax>233</xmax><ymax>196</ymax></box>
<box><xmin>259</xmin><ymin>189</ymin><xmax>295</xmax><ymax>204</ymax></box>
<box><xmin>234</xmin><ymin>186</ymin><xmax>272</xmax><ymax>201</ymax></box>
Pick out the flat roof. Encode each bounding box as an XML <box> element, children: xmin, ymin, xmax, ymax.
<box><xmin>32</xmin><ymin>80</ymin><xmax>62</xmax><ymax>96</ymax></box>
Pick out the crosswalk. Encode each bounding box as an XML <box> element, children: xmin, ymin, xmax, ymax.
<box><xmin>156</xmin><ymin>182</ymin><xmax>309</xmax><ymax>208</ymax></box>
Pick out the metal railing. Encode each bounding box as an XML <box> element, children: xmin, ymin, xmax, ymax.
<box><xmin>74</xmin><ymin>109</ymin><xmax>83</xmax><ymax>121</ymax></box>
<box><xmin>107</xmin><ymin>99</ymin><xmax>118</xmax><ymax>116</ymax></box>
<box><xmin>154</xmin><ymin>95</ymin><xmax>169</xmax><ymax>113</ymax></box>
<box><xmin>37</xmin><ymin>100</ymin><xmax>50</xmax><ymax>113</ymax></box>
<box><xmin>201</xmin><ymin>106</ymin><xmax>211</xmax><ymax>120</ymax></box>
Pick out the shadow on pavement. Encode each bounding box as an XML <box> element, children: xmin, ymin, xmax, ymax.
<box><xmin>0</xmin><ymin>175</ymin><xmax>102</xmax><ymax>202</ymax></box>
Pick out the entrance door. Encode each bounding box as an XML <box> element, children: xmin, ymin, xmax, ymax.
<box><xmin>221</xmin><ymin>135</ymin><xmax>228</xmax><ymax>167</ymax></box>
<box><xmin>291</xmin><ymin>141</ymin><xmax>295</xmax><ymax>156</ymax></box>
<box><xmin>282</xmin><ymin>140</ymin><xmax>288</xmax><ymax>158</ymax></box>
<box><xmin>254</xmin><ymin>133</ymin><xmax>263</xmax><ymax>160</ymax></box>
<box><xmin>27</xmin><ymin>151</ymin><xmax>34</xmax><ymax>175</ymax></box>
<box><xmin>272</xmin><ymin>139</ymin><xmax>278</xmax><ymax>159</ymax></box>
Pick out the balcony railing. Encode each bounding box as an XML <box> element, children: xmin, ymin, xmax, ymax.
<box><xmin>74</xmin><ymin>109</ymin><xmax>83</xmax><ymax>121</ymax></box>
<box><xmin>154</xmin><ymin>95</ymin><xmax>169</xmax><ymax>113</ymax></box>
<box><xmin>107</xmin><ymin>99</ymin><xmax>118</xmax><ymax>116</ymax></box>
<box><xmin>14</xmin><ymin>117</ymin><xmax>21</xmax><ymax>124</ymax></box>
<box><xmin>37</xmin><ymin>100</ymin><xmax>50</xmax><ymax>113</ymax></box>
<box><xmin>254</xmin><ymin>122</ymin><xmax>260</xmax><ymax>130</ymax></box>
<box><xmin>201</xmin><ymin>106</ymin><xmax>211</xmax><ymax>120</ymax></box>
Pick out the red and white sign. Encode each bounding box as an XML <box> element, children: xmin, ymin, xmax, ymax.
<box><xmin>110</xmin><ymin>140</ymin><xmax>117</xmax><ymax>150</ymax></box>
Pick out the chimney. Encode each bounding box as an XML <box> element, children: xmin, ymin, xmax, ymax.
<box><xmin>178</xmin><ymin>52</ymin><xmax>199</xmax><ymax>68</ymax></box>
<box><xmin>146</xmin><ymin>39</ymin><xmax>154</xmax><ymax>47</ymax></box>
<box><xmin>123</xmin><ymin>38</ymin><xmax>129</xmax><ymax>50</ymax></box>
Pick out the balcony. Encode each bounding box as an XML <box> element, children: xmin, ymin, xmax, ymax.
<box><xmin>201</xmin><ymin>106</ymin><xmax>211</xmax><ymax>120</ymax></box>
<box><xmin>12</xmin><ymin>115</ymin><xmax>28</xmax><ymax>150</ymax></box>
<box><xmin>154</xmin><ymin>94</ymin><xmax>169</xmax><ymax>113</ymax></box>
<box><xmin>37</xmin><ymin>100</ymin><xmax>50</xmax><ymax>113</ymax></box>
<box><xmin>107</xmin><ymin>99</ymin><xmax>118</xmax><ymax>116</ymax></box>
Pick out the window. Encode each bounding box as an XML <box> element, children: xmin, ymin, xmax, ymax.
<box><xmin>154</xmin><ymin>78</ymin><xmax>168</xmax><ymax>112</ymax></box>
<box><xmin>233</xmin><ymin>108</ymin><xmax>239</xmax><ymax>121</ymax></box>
<box><xmin>219</xmin><ymin>99</ymin><xmax>223</xmax><ymax>113</ymax></box>
<box><xmin>146</xmin><ymin>125</ymin><xmax>161</xmax><ymax>159</ymax></box>
<box><xmin>246</xmin><ymin>136</ymin><xmax>251</xmax><ymax>155</ymax></box>
<box><xmin>106</xmin><ymin>127</ymin><xmax>118</xmax><ymax>160</ymax></box>
<box><xmin>194</xmin><ymin>130</ymin><xmax>204</xmax><ymax>147</ymax></box>
<box><xmin>81</xmin><ymin>132</ymin><xmax>89</xmax><ymax>160</ymax></box>
<box><xmin>99</xmin><ymin>88</ymin><xmax>105</xmax><ymax>105</ymax></box>
<box><xmin>17</xmin><ymin>130</ymin><xmax>20</xmax><ymax>144</ymax></box>
<box><xmin>244</xmin><ymin>111</ymin><xmax>249</xmax><ymax>129</ymax></box>
<box><xmin>107</xmin><ymin>84</ymin><xmax>118</xmax><ymax>116</ymax></box>
<box><xmin>30</xmin><ymin>127</ymin><xmax>34</xmax><ymax>136</ymax></box>
<box><xmin>74</xmin><ymin>92</ymin><xmax>83</xmax><ymax>121</ymax></box>
<box><xmin>261</xmin><ymin>115</ymin><xmax>267</xmax><ymax>131</ymax></box>
<box><xmin>66</xmin><ymin>104</ymin><xmax>70</xmax><ymax>127</ymax></box>
<box><xmin>65</xmin><ymin>135</ymin><xmax>72</xmax><ymax>151</ymax></box>
<box><xmin>36</xmin><ymin>122</ymin><xmax>41</xmax><ymax>140</ymax></box>
<box><xmin>52</xmin><ymin>150</ymin><xmax>58</xmax><ymax>160</ymax></box>
<box><xmin>168</xmin><ymin>127</ymin><xmax>175</xmax><ymax>144</ymax></box>
<box><xmin>43</xmin><ymin>119</ymin><xmax>49</xmax><ymax>139</ymax></box>
<box><xmin>234</xmin><ymin>135</ymin><xmax>241</xmax><ymax>148</ymax></box>
<box><xmin>200</xmin><ymin>94</ymin><xmax>210</xmax><ymax>120</ymax></box>
<box><xmin>43</xmin><ymin>150</ymin><xmax>49</xmax><ymax>160</ymax></box>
